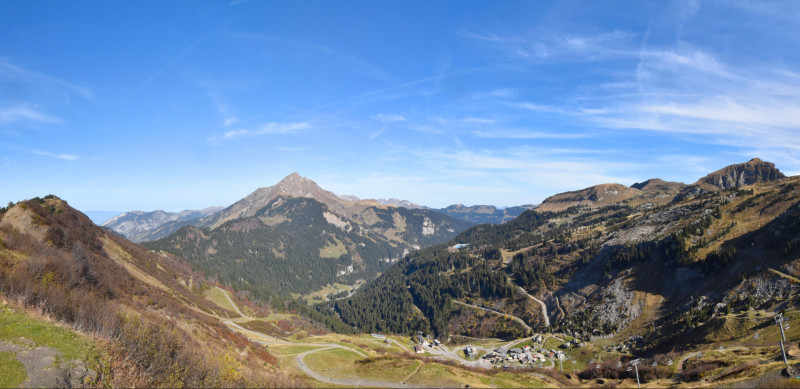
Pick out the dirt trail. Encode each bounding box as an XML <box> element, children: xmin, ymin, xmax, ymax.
<box><xmin>217</xmin><ymin>286</ymin><xmax>251</xmax><ymax>319</ymax></box>
<box><xmin>453</xmin><ymin>300</ymin><xmax>531</xmax><ymax>331</ymax></box>
<box><xmin>295</xmin><ymin>346</ymin><xmax>420</xmax><ymax>388</ymax></box>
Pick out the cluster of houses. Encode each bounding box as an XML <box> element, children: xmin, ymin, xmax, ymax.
<box><xmin>482</xmin><ymin>345</ymin><xmax>567</xmax><ymax>366</ymax></box>
<box><xmin>412</xmin><ymin>333</ymin><xmax>441</xmax><ymax>354</ymax></box>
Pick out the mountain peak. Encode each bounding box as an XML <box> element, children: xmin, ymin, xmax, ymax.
<box><xmin>281</xmin><ymin>172</ymin><xmax>303</xmax><ymax>181</ymax></box>
<box><xmin>696</xmin><ymin>158</ymin><xmax>785</xmax><ymax>190</ymax></box>
<box><xmin>274</xmin><ymin>172</ymin><xmax>325</xmax><ymax>197</ymax></box>
<box><xmin>630</xmin><ymin>178</ymin><xmax>687</xmax><ymax>193</ymax></box>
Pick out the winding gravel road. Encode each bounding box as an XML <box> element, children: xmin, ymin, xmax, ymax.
<box><xmin>453</xmin><ymin>300</ymin><xmax>532</xmax><ymax>331</ymax></box>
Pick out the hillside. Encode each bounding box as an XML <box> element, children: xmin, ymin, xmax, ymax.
<box><xmin>535</xmin><ymin>179</ymin><xmax>687</xmax><ymax>214</ymax></box>
<box><xmin>0</xmin><ymin>196</ymin><xmax>300</xmax><ymax>387</ymax></box>
<box><xmin>144</xmin><ymin>175</ymin><xmax>472</xmax><ymax>298</ymax></box>
<box><xmin>332</xmin><ymin>159</ymin><xmax>800</xmax><ymax>353</ymax></box>
<box><xmin>435</xmin><ymin>204</ymin><xmax>537</xmax><ymax>224</ymax></box>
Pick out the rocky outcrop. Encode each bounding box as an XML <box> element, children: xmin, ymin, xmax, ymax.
<box><xmin>677</xmin><ymin>158</ymin><xmax>786</xmax><ymax>200</ymax></box>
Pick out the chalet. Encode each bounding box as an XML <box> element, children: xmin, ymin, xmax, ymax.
<box><xmin>433</xmin><ymin>339</ymin><xmax>441</xmax><ymax>346</ymax></box>
<box><xmin>510</xmin><ymin>348</ymin><xmax>523</xmax><ymax>355</ymax></box>
<box><xmin>465</xmin><ymin>346</ymin><xmax>475</xmax><ymax>357</ymax></box>
<box><xmin>413</xmin><ymin>345</ymin><xmax>424</xmax><ymax>353</ymax></box>
<box><xmin>547</xmin><ymin>351</ymin><xmax>555</xmax><ymax>358</ymax></box>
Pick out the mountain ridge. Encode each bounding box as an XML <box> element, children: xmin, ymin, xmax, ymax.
<box><xmin>144</xmin><ymin>174</ymin><xmax>473</xmax><ymax>298</ymax></box>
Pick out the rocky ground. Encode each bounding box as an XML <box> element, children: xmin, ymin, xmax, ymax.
<box><xmin>0</xmin><ymin>339</ymin><xmax>95</xmax><ymax>388</ymax></box>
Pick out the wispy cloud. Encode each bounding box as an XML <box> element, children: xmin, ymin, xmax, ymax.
<box><xmin>473</xmin><ymin>130</ymin><xmax>589</xmax><ymax>139</ymax></box>
<box><xmin>208</xmin><ymin>122</ymin><xmax>311</xmax><ymax>143</ymax></box>
<box><xmin>4</xmin><ymin>144</ymin><xmax>80</xmax><ymax>160</ymax></box>
<box><xmin>0</xmin><ymin>60</ymin><xmax>93</xmax><ymax>100</ymax></box>
<box><xmin>462</xmin><ymin>117</ymin><xmax>495</xmax><ymax>124</ymax></box>
<box><xmin>462</xmin><ymin>29</ymin><xmax>638</xmax><ymax>62</ymax></box>
<box><xmin>226</xmin><ymin>31</ymin><xmax>398</xmax><ymax>85</ymax></box>
<box><xmin>370</xmin><ymin>125</ymin><xmax>388</xmax><ymax>140</ymax></box>
<box><xmin>195</xmin><ymin>80</ymin><xmax>241</xmax><ymax>127</ymax></box>
<box><xmin>32</xmin><ymin>149</ymin><xmax>79</xmax><ymax>161</ymax></box>
<box><xmin>399</xmin><ymin>147</ymin><xmax>642</xmax><ymax>199</ymax></box>
<box><xmin>0</xmin><ymin>106</ymin><xmax>61</xmax><ymax>124</ymax></box>
<box><xmin>372</xmin><ymin>113</ymin><xmax>407</xmax><ymax>122</ymax></box>
<box><xmin>136</xmin><ymin>32</ymin><xmax>213</xmax><ymax>93</ymax></box>
<box><xmin>466</xmin><ymin>22</ymin><xmax>800</xmax><ymax>164</ymax></box>
<box><xmin>274</xmin><ymin>146</ymin><xmax>311</xmax><ymax>152</ymax></box>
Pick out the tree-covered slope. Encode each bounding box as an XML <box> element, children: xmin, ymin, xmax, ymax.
<box><xmin>146</xmin><ymin>196</ymin><xmax>471</xmax><ymax>298</ymax></box>
<box><xmin>331</xmin><ymin>160</ymin><xmax>800</xmax><ymax>352</ymax></box>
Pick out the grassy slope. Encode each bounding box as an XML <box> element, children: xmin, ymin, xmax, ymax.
<box><xmin>0</xmin><ymin>304</ymin><xmax>100</xmax><ymax>364</ymax></box>
<box><xmin>0</xmin><ymin>352</ymin><xmax>26</xmax><ymax>388</ymax></box>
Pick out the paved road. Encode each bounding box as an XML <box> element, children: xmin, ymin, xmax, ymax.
<box><xmin>497</xmin><ymin>263</ymin><xmax>550</xmax><ymax>327</ymax></box>
<box><xmin>453</xmin><ymin>300</ymin><xmax>532</xmax><ymax>331</ymax></box>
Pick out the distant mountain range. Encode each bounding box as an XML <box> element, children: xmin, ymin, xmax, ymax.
<box><xmin>102</xmin><ymin>207</ymin><xmax>223</xmax><ymax>243</ymax></box>
<box><xmin>434</xmin><ymin>204</ymin><xmax>537</xmax><ymax>224</ymax></box>
<box><xmin>332</xmin><ymin>158</ymin><xmax>800</xmax><ymax>352</ymax></box>
<box><xmin>102</xmin><ymin>175</ymin><xmax>535</xmax><ymax>243</ymax></box>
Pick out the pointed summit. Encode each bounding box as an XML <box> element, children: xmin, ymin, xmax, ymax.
<box><xmin>273</xmin><ymin>172</ymin><xmax>325</xmax><ymax>198</ymax></box>
<box><xmin>205</xmin><ymin>173</ymin><xmax>347</xmax><ymax>228</ymax></box>
<box><xmin>279</xmin><ymin>172</ymin><xmax>303</xmax><ymax>182</ymax></box>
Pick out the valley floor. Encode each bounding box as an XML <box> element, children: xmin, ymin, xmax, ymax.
<box><xmin>209</xmin><ymin>287</ymin><xmax>800</xmax><ymax>388</ymax></box>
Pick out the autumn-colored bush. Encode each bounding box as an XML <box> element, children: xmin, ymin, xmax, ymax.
<box><xmin>0</xmin><ymin>199</ymin><xmax>297</xmax><ymax>387</ymax></box>
<box><xmin>679</xmin><ymin>359</ymin><xmax>730</xmax><ymax>382</ymax></box>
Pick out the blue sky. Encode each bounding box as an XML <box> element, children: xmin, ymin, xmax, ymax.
<box><xmin>2</xmin><ymin>1</ymin><xmax>800</xmax><ymax>212</ymax></box>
